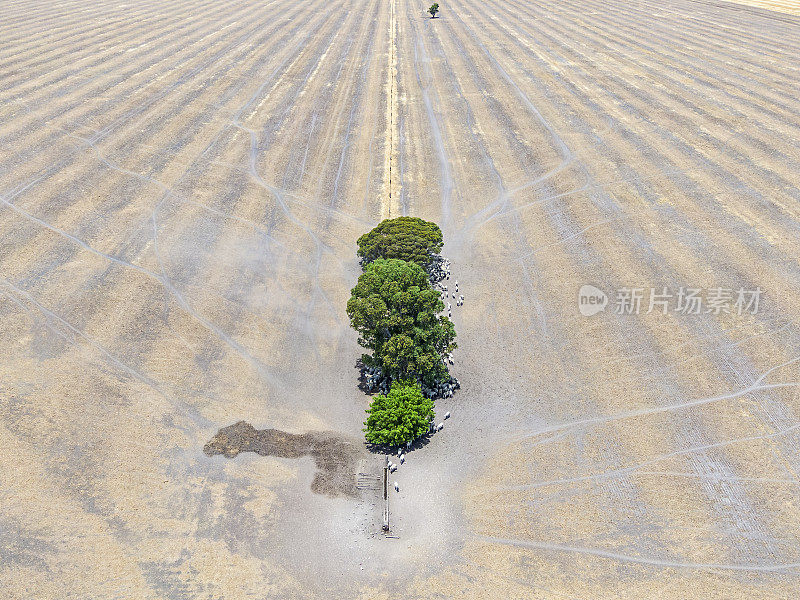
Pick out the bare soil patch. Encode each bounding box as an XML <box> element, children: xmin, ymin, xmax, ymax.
<box><xmin>204</xmin><ymin>421</ymin><xmax>364</xmax><ymax>497</ymax></box>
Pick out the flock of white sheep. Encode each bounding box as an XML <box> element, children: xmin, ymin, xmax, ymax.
<box><xmin>392</xmin><ymin>260</ymin><xmax>461</xmax><ymax>493</ymax></box>
<box><xmin>437</xmin><ymin>259</ymin><xmax>463</xmax><ymax>367</ymax></box>
<box><xmin>391</xmin><ymin>411</ymin><xmax>451</xmax><ymax>493</ymax></box>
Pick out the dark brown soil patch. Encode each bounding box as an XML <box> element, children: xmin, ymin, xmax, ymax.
<box><xmin>203</xmin><ymin>421</ymin><xmax>363</xmax><ymax>498</ymax></box>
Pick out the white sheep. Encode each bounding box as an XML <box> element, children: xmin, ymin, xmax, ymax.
<box><xmin>437</xmin><ymin>422</ymin><xmax>444</xmax><ymax>431</ymax></box>
<box><xmin>444</xmin><ymin>411</ymin><xmax>450</xmax><ymax>419</ymax></box>
<box><xmin>400</xmin><ymin>455</ymin><xmax>405</xmax><ymax>464</ymax></box>
<box><xmin>394</xmin><ymin>482</ymin><xmax>399</xmax><ymax>492</ymax></box>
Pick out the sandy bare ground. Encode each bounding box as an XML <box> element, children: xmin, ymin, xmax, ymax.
<box><xmin>2</xmin><ymin>0</ymin><xmax>800</xmax><ymax>597</ymax></box>
<box><xmin>725</xmin><ymin>0</ymin><xmax>800</xmax><ymax>15</ymax></box>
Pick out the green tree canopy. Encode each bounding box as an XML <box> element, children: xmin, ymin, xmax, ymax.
<box><xmin>364</xmin><ymin>380</ymin><xmax>434</xmax><ymax>447</ymax></box>
<box><xmin>356</xmin><ymin>217</ymin><xmax>443</xmax><ymax>269</ymax></box>
<box><xmin>347</xmin><ymin>258</ymin><xmax>456</xmax><ymax>385</ymax></box>
<box><xmin>428</xmin><ymin>3</ymin><xmax>439</xmax><ymax>18</ymax></box>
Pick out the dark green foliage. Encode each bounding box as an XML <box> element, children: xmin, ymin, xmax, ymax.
<box><xmin>364</xmin><ymin>380</ymin><xmax>434</xmax><ymax>446</ymax></box>
<box><xmin>428</xmin><ymin>3</ymin><xmax>439</xmax><ymax>18</ymax></box>
<box><xmin>347</xmin><ymin>258</ymin><xmax>456</xmax><ymax>386</ymax></box>
<box><xmin>356</xmin><ymin>217</ymin><xmax>443</xmax><ymax>269</ymax></box>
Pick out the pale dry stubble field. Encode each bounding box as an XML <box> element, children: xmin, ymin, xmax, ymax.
<box><xmin>2</xmin><ymin>0</ymin><xmax>800</xmax><ymax>598</ymax></box>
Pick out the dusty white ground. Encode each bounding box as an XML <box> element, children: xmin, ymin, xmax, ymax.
<box><xmin>722</xmin><ymin>0</ymin><xmax>800</xmax><ymax>15</ymax></box>
<box><xmin>2</xmin><ymin>0</ymin><xmax>800</xmax><ymax>597</ymax></box>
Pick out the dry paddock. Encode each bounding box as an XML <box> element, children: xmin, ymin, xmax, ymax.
<box><xmin>1</xmin><ymin>0</ymin><xmax>800</xmax><ymax>598</ymax></box>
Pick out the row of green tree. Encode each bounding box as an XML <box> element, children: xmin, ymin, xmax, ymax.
<box><xmin>346</xmin><ymin>217</ymin><xmax>456</xmax><ymax>446</ymax></box>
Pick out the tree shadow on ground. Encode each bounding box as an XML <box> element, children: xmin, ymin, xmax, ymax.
<box><xmin>354</xmin><ymin>358</ymin><xmax>377</xmax><ymax>395</ymax></box>
<box><xmin>364</xmin><ymin>431</ymin><xmax>434</xmax><ymax>456</ymax></box>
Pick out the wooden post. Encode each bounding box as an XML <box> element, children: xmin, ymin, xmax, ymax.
<box><xmin>382</xmin><ymin>465</ymin><xmax>389</xmax><ymax>531</ymax></box>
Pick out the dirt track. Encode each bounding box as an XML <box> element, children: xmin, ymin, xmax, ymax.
<box><xmin>2</xmin><ymin>0</ymin><xmax>800</xmax><ymax>597</ymax></box>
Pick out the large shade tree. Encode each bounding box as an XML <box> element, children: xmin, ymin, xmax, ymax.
<box><xmin>356</xmin><ymin>217</ymin><xmax>443</xmax><ymax>270</ymax></box>
<box><xmin>364</xmin><ymin>380</ymin><xmax>435</xmax><ymax>447</ymax></box>
<box><xmin>347</xmin><ymin>258</ymin><xmax>456</xmax><ymax>386</ymax></box>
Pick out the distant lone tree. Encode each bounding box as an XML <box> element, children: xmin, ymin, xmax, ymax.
<box><xmin>356</xmin><ymin>216</ymin><xmax>443</xmax><ymax>270</ymax></box>
<box><xmin>428</xmin><ymin>3</ymin><xmax>439</xmax><ymax>18</ymax></box>
<box><xmin>347</xmin><ymin>258</ymin><xmax>456</xmax><ymax>385</ymax></box>
<box><xmin>364</xmin><ymin>380</ymin><xmax>434</xmax><ymax>447</ymax></box>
